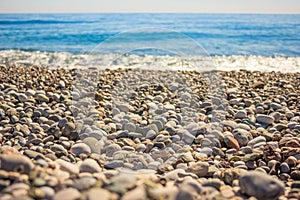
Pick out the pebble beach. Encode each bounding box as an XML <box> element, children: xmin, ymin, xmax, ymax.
<box><xmin>0</xmin><ymin>52</ymin><xmax>300</xmax><ymax>200</ymax></box>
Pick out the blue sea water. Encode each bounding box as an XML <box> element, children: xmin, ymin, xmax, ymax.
<box><xmin>0</xmin><ymin>13</ymin><xmax>299</xmax><ymax>56</ymax></box>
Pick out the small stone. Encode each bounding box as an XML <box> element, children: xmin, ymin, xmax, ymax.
<box><xmin>74</xmin><ymin>177</ymin><xmax>97</xmax><ymax>191</ymax></box>
<box><xmin>83</xmin><ymin>137</ymin><xmax>102</xmax><ymax>154</ymax></box>
<box><xmin>221</xmin><ymin>168</ymin><xmax>247</xmax><ymax>185</ymax></box>
<box><xmin>270</xmin><ymin>102</ymin><xmax>282</xmax><ymax>110</ymax></box>
<box><xmin>186</xmin><ymin>161</ymin><xmax>209</xmax><ymax>177</ymax></box>
<box><xmin>18</xmin><ymin>93</ymin><xmax>28</xmax><ymax>102</ymax></box>
<box><xmin>280</xmin><ymin>162</ymin><xmax>290</xmax><ymax>174</ymax></box>
<box><xmin>107</xmin><ymin>173</ymin><xmax>136</xmax><ymax>194</ymax></box>
<box><xmin>50</xmin><ymin>144</ymin><xmax>68</xmax><ymax>156</ymax></box>
<box><xmin>35</xmin><ymin>93</ymin><xmax>49</xmax><ymax>102</ymax></box>
<box><xmin>53</xmin><ymin>188</ymin><xmax>81</xmax><ymax>200</ymax></box>
<box><xmin>104</xmin><ymin>160</ymin><xmax>124</xmax><ymax>169</ymax></box>
<box><xmin>256</xmin><ymin>114</ymin><xmax>274</xmax><ymax>125</ymax></box>
<box><xmin>253</xmin><ymin>81</ymin><xmax>265</xmax><ymax>89</ymax></box>
<box><xmin>87</xmin><ymin>188</ymin><xmax>111</xmax><ymax>200</ymax></box>
<box><xmin>70</xmin><ymin>143</ymin><xmax>91</xmax><ymax>156</ymax></box>
<box><xmin>234</xmin><ymin>110</ymin><xmax>247</xmax><ymax>119</ymax></box>
<box><xmin>80</xmin><ymin>158</ymin><xmax>102</xmax><ymax>173</ymax></box>
<box><xmin>165</xmin><ymin>169</ymin><xmax>186</xmax><ymax>180</ymax></box>
<box><xmin>179</xmin><ymin>129</ymin><xmax>195</xmax><ymax>144</ymax></box>
<box><xmin>285</xmin><ymin>156</ymin><xmax>298</xmax><ymax>167</ymax></box>
<box><xmin>104</xmin><ymin>144</ymin><xmax>122</xmax><ymax>157</ymax></box>
<box><xmin>121</xmin><ymin>185</ymin><xmax>147</xmax><ymax>200</ymax></box>
<box><xmin>40</xmin><ymin>186</ymin><xmax>55</xmax><ymax>199</ymax></box>
<box><xmin>58</xmin><ymin>80</ymin><xmax>66</xmax><ymax>88</ymax></box>
<box><xmin>232</xmin><ymin>129</ymin><xmax>253</xmax><ymax>147</ymax></box>
<box><xmin>124</xmin><ymin>122</ymin><xmax>136</xmax><ymax>132</ymax></box>
<box><xmin>291</xmin><ymin>181</ymin><xmax>300</xmax><ymax>189</ymax></box>
<box><xmin>56</xmin><ymin>159</ymin><xmax>79</xmax><ymax>174</ymax></box>
<box><xmin>291</xmin><ymin>171</ymin><xmax>300</xmax><ymax>180</ymax></box>
<box><xmin>62</xmin><ymin>122</ymin><xmax>76</xmax><ymax>137</ymax></box>
<box><xmin>146</xmin><ymin>130</ymin><xmax>156</xmax><ymax>140</ymax></box>
<box><xmin>248</xmin><ymin>136</ymin><xmax>266</xmax><ymax>147</ymax></box>
<box><xmin>239</xmin><ymin>171</ymin><xmax>285</xmax><ymax>200</ymax></box>
<box><xmin>223</xmin><ymin>135</ymin><xmax>239</xmax><ymax>150</ymax></box>
<box><xmin>0</xmin><ymin>154</ymin><xmax>34</xmax><ymax>174</ymax></box>
<box><xmin>201</xmin><ymin>178</ymin><xmax>223</xmax><ymax>190</ymax></box>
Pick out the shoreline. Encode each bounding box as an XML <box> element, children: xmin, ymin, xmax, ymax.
<box><xmin>0</xmin><ymin>50</ymin><xmax>300</xmax><ymax>72</ymax></box>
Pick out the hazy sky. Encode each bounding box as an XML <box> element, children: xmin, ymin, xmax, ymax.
<box><xmin>0</xmin><ymin>0</ymin><xmax>299</xmax><ymax>14</ymax></box>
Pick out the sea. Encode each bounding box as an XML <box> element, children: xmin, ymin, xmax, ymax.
<box><xmin>0</xmin><ymin>13</ymin><xmax>300</xmax><ymax>57</ymax></box>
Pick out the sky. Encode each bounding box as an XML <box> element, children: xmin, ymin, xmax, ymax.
<box><xmin>0</xmin><ymin>0</ymin><xmax>299</xmax><ymax>14</ymax></box>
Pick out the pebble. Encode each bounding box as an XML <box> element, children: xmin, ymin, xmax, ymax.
<box><xmin>80</xmin><ymin>158</ymin><xmax>102</xmax><ymax>173</ymax></box>
<box><xmin>179</xmin><ymin>129</ymin><xmax>195</xmax><ymax>144</ymax></box>
<box><xmin>56</xmin><ymin>159</ymin><xmax>79</xmax><ymax>174</ymax></box>
<box><xmin>53</xmin><ymin>188</ymin><xmax>81</xmax><ymax>200</ymax></box>
<box><xmin>70</xmin><ymin>143</ymin><xmax>91</xmax><ymax>156</ymax></box>
<box><xmin>253</xmin><ymin>81</ymin><xmax>265</xmax><ymax>89</ymax></box>
<box><xmin>280</xmin><ymin>162</ymin><xmax>290</xmax><ymax>174</ymax></box>
<box><xmin>121</xmin><ymin>186</ymin><xmax>147</xmax><ymax>200</ymax></box>
<box><xmin>239</xmin><ymin>171</ymin><xmax>285</xmax><ymax>200</ymax></box>
<box><xmin>186</xmin><ymin>162</ymin><xmax>209</xmax><ymax>177</ymax></box>
<box><xmin>224</xmin><ymin>135</ymin><xmax>240</xmax><ymax>150</ymax></box>
<box><xmin>74</xmin><ymin>177</ymin><xmax>97</xmax><ymax>191</ymax></box>
<box><xmin>234</xmin><ymin>110</ymin><xmax>247</xmax><ymax>119</ymax></box>
<box><xmin>256</xmin><ymin>114</ymin><xmax>275</xmax><ymax>125</ymax></box>
<box><xmin>104</xmin><ymin>160</ymin><xmax>124</xmax><ymax>169</ymax></box>
<box><xmin>86</xmin><ymin>188</ymin><xmax>111</xmax><ymax>200</ymax></box>
<box><xmin>104</xmin><ymin>144</ymin><xmax>122</xmax><ymax>157</ymax></box>
<box><xmin>248</xmin><ymin>136</ymin><xmax>266</xmax><ymax>147</ymax></box>
<box><xmin>232</xmin><ymin>129</ymin><xmax>253</xmax><ymax>146</ymax></box>
<box><xmin>35</xmin><ymin>93</ymin><xmax>49</xmax><ymax>102</ymax></box>
<box><xmin>0</xmin><ymin>154</ymin><xmax>34</xmax><ymax>174</ymax></box>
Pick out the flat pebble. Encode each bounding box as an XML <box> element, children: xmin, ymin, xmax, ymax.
<box><xmin>256</xmin><ymin>114</ymin><xmax>275</xmax><ymax>125</ymax></box>
<box><xmin>239</xmin><ymin>171</ymin><xmax>285</xmax><ymax>200</ymax></box>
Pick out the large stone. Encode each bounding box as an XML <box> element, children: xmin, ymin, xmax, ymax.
<box><xmin>186</xmin><ymin>162</ymin><xmax>209</xmax><ymax>177</ymax></box>
<box><xmin>0</xmin><ymin>154</ymin><xmax>34</xmax><ymax>174</ymax></box>
<box><xmin>239</xmin><ymin>171</ymin><xmax>285</xmax><ymax>200</ymax></box>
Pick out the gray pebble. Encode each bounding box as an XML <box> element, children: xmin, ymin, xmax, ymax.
<box><xmin>70</xmin><ymin>143</ymin><xmax>91</xmax><ymax>156</ymax></box>
<box><xmin>104</xmin><ymin>160</ymin><xmax>124</xmax><ymax>169</ymax></box>
<box><xmin>0</xmin><ymin>154</ymin><xmax>34</xmax><ymax>174</ymax></box>
<box><xmin>256</xmin><ymin>114</ymin><xmax>275</xmax><ymax>125</ymax></box>
<box><xmin>80</xmin><ymin>158</ymin><xmax>102</xmax><ymax>173</ymax></box>
<box><xmin>239</xmin><ymin>171</ymin><xmax>285</xmax><ymax>200</ymax></box>
<box><xmin>232</xmin><ymin>129</ymin><xmax>253</xmax><ymax>146</ymax></box>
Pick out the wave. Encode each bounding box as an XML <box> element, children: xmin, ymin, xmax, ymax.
<box><xmin>0</xmin><ymin>19</ymin><xmax>96</xmax><ymax>25</ymax></box>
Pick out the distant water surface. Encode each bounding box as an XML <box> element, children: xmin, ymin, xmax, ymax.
<box><xmin>0</xmin><ymin>13</ymin><xmax>299</xmax><ymax>56</ymax></box>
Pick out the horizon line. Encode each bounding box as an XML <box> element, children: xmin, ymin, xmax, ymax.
<box><xmin>1</xmin><ymin>12</ymin><xmax>300</xmax><ymax>15</ymax></box>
